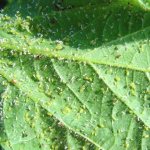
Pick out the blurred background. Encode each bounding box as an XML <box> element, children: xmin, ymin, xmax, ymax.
<box><xmin>0</xmin><ymin>0</ymin><xmax>7</xmax><ymax>10</ymax></box>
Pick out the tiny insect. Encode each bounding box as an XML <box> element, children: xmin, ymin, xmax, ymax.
<box><xmin>11</xmin><ymin>79</ymin><xmax>17</xmax><ymax>84</ymax></box>
<box><xmin>35</xmin><ymin>55</ymin><xmax>42</xmax><ymax>60</ymax></box>
<box><xmin>55</xmin><ymin>40</ymin><xmax>64</xmax><ymax>50</ymax></box>
<box><xmin>58</xmin><ymin>121</ymin><xmax>64</xmax><ymax>127</ymax></box>
<box><xmin>50</xmin><ymin>17</ymin><xmax>57</xmax><ymax>25</ymax></box>
<box><xmin>115</xmin><ymin>54</ymin><xmax>121</xmax><ymax>59</ymax></box>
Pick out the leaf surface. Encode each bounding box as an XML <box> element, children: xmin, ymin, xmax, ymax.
<box><xmin>0</xmin><ymin>0</ymin><xmax>150</xmax><ymax>149</ymax></box>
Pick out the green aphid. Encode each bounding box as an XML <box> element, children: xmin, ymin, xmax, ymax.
<box><xmin>55</xmin><ymin>40</ymin><xmax>64</xmax><ymax>50</ymax></box>
<box><xmin>55</xmin><ymin>43</ymin><xmax>63</xmax><ymax>50</ymax></box>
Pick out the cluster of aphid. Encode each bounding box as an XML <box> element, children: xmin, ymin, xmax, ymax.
<box><xmin>0</xmin><ymin>0</ymin><xmax>150</xmax><ymax>149</ymax></box>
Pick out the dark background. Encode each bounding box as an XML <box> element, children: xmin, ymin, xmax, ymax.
<box><xmin>0</xmin><ymin>0</ymin><xmax>7</xmax><ymax>10</ymax></box>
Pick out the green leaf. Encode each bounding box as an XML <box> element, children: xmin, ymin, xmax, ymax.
<box><xmin>0</xmin><ymin>0</ymin><xmax>150</xmax><ymax>149</ymax></box>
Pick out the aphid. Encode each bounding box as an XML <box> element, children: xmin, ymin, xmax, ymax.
<box><xmin>50</xmin><ymin>17</ymin><xmax>57</xmax><ymax>25</ymax></box>
<box><xmin>130</xmin><ymin>82</ymin><xmax>136</xmax><ymax>90</ymax></box>
<box><xmin>36</xmin><ymin>55</ymin><xmax>42</xmax><ymax>60</ymax></box>
<box><xmin>79</xmin><ymin>85</ymin><xmax>86</xmax><ymax>93</ymax></box>
<box><xmin>22</xmin><ymin>131</ymin><xmax>28</xmax><ymax>138</ymax></box>
<box><xmin>11</xmin><ymin>79</ymin><xmax>17</xmax><ymax>85</ymax></box>
<box><xmin>54</xmin><ymin>1</ymin><xmax>64</xmax><ymax>11</ymax></box>
<box><xmin>143</xmin><ymin>134</ymin><xmax>149</xmax><ymax>138</ymax></box>
<box><xmin>58</xmin><ymin>121</ymin><xmax>64</xmax><ymax>127</ymax></box>
<box><xmin>90</xmin><ymin>40</ymin><xmax>96</xmax><ymax>46</ymax></box>
<box><xmin>124</xmin><ymin>143</ymin><xmax>129</xmax><ymax>148</ymax></box>
<box><xmin>55</xmin><ymin>40</ymin><xmax>64</xmax><ymax>50</ymax></box>
<box><xmin>55</xmin><ymin>44</ymin><xmax>63</xmax><ymax>50</ymax></box>
<box><xmin>83</xmin><ymin>76</ymin><xmax>93</xmax><ymax>82</ymax></box>
<box><xmin>62</xmin><ymin>107</ymin><xmax>71</xmax><ymax>114</ymax></box>
<box><xmin>114</xmin><ymin>76</ymin><xmax>121</xmax><ymax>82</ymax></box>
<box><xmin>115</xmin><ymin>53</ymin><xmax>121</xmax><ymax>59</ymax></box>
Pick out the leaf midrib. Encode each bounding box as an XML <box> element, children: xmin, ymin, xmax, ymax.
<box><xmin>0</xmin><ymin>27</ymin><xmax>150</xmax><ymax>73</ymax></box>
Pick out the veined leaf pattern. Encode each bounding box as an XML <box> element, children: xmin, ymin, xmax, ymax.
<box><xmin>0</xmin><ymin>0</ymin><xmax>150</xmax><ymax>149</ymax></box>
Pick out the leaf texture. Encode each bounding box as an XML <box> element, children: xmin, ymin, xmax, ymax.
<box><xmin>0</xmin><ymin>0</ymin><xmax>150</xmax><ymax>150</ymax></box>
